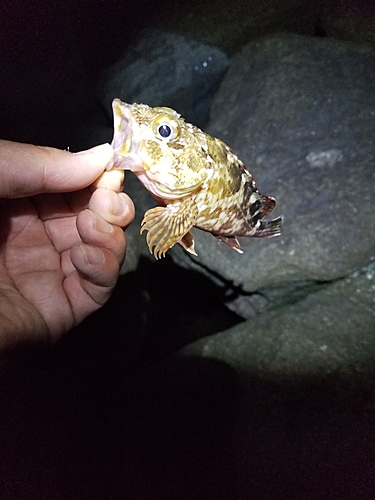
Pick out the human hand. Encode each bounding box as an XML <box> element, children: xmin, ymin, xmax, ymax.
<box><xmin>0</xmin><ymin>140</ymin><xmax>134</xmax><ymax>353</ymax></box>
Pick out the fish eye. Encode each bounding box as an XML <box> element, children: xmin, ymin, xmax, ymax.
<box><xmin>158</xmin><ymin>124</ymin><xmax>172</xmax><ymax>138</ymax></box>
<box><xmin>152</xmin><ymin>115</ymin><xmax>179</xmax><ymax>141</ymax></box>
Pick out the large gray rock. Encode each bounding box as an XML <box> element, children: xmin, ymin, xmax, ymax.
<box><xmin>182</xmin><ymin>262</ymin><xmax>375</xmax><ymax>385</ymax></box>
<box><xmin>99</xmin><ymin>29</ymin><xmax>228</xmax><ymax>128</ymax></box>
<box><xmin>179</xmin><ymin>263</ymin><xmax>375</xmax><ymax>499</ymax></box>
<box><xmin>171</xmin><ymin>34</ymin><xmax>375</xmax><ymax>293</ymax></box>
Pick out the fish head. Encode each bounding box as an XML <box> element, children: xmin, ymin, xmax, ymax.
<box><xmin>110</xmin><ymin>99</ymin><xmax>213</xmax><ymax>200</ymax></box>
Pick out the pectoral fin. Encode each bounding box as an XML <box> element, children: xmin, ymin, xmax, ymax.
<box><xmin>178</xmin><ymin>231</ymin><xmax>197</xmax><ymax>256</ymax></box>
<box><xmin>141</xmin><ymin>198</ymin><xmax>198</xmax><ymax>259</ymax></box>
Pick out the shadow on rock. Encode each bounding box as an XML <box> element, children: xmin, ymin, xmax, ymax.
<box><xmin>50</xmin><ymin>255</ymin><xmax>243</xmax><ymax>378</ymax></box>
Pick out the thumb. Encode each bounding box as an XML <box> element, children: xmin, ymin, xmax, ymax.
<box><xmin>0</xmin><ymin>141</ymin><xmax>114</xmax><ymax>198</ymax></box>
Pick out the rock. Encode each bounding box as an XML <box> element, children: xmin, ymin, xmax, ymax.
<box><xmin>98</xmin><ymin>28</ymin><xmax>228</xmax><ymax>129</ymax></box>
<box><xmin>179</xmin><ymin>262</ymin><xmax>375</xmax><ymax>500</ymax></box>
<box><xmin>171</xmin><ymin>34</ymin><xmax>375</xmax><ymax>295</ymax></box>
<box><xmin>182</xmin><ymin>262</ymin><xmax>375</xmax><ymax>386</ymax></box>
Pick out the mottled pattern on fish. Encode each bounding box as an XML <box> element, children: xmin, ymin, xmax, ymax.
<box><xmin>109</xmin><ymin>99</ymin><xmax>282</xmax><ymax>258</ymax></box>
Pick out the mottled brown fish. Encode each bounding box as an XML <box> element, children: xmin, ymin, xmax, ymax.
<box><xmin>109</xmin><ymin>98</ymin><xmax>282</xmax><ymax>258</ymax></box>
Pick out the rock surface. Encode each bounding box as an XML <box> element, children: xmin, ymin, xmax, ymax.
<box><xmin>99</xmin><ymin>28</ymin><xmax>228</xmax><ymax>129</ymax></box>
<box><xmin>182</xmin><ymin>263</ymin><xmax>375</xmax><ymax>385</ymax></box>
<box><xmin>174</xmin><ymin>268</ymin><xmax>375</xmax><ymax>499</ymax></box>
<box><xmin>170</xmin><ymin>34</ymin><xmax>375</xmax><ymax>296</ymax></box>
<box><xmin>177</xmin><ymin>262</ymin><xmax>375</xmax><ymax>498</ymax></box>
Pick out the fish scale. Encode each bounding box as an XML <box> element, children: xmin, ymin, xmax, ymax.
<box><xmin>109</xmin><ymin>98</ymin><xmax>282</xmax><ymax>259</ymax></box>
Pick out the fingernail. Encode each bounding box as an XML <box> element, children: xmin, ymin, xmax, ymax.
<box><xmin>111</xmin><ymin>192</ymin><xmax>128</xmax><ymax>216</ymax></box>
<box><xmin>80</xmin><ymin>245</ymin><xmax>105</xmax><ymax>265</ymax></box>
<box><xmin>88</xmin><ymin>210</ymin><xmax>113</xmax><ymax>233</ymax></box>
<box><xmin>74</xmin><ymin>143</ymin><xmax>113</xmax><ymax>157</ymax></box>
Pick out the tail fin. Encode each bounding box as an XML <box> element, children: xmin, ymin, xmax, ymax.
<box><xmin>253</xmin><ymin>215</ymin><xmax>283</xmax><ymax>238</ymax></box>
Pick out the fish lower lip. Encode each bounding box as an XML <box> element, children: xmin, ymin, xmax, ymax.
<box><xmin>120</xmin><ymin>103</ymin><xmax>132</xmax><ymax>122</ymax></box>
<box><xmin>111</xmin><ymin>99</ymin><xmax>133</xmax><ymax>151</ymax></box>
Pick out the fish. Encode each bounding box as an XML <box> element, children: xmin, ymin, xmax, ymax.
<box><xmin>108</xmin><ymin>98</ymin><xmax>282</xmax><ymax>259</ymax></box>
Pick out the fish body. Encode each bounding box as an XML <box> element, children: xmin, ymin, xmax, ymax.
<box><xmin>109</xmin><ymin>98</ymin><xmax>282</xmax><ymax>258</ymax></box>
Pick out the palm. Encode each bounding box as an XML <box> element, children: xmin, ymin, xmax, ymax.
<box><xmin>0</xmin><ymin>188</ymin><xmax>120</xmax><ymax>348</ymax></box>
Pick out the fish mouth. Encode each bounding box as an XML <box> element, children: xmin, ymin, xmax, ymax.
<box><xmin>111</xmin><ymin>100</ymin><xmax>131</xmax><ymax>149</ymax></box>
<box><xmin>110</xmin><ymin>99</ymin><xmax>143</xmax><ymax>171</ymax></box>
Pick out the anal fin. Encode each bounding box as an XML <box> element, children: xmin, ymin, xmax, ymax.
<box><xmin>215</xmin><ymin>235</ymin><xmax>243</xmax><ymax>253</ymax></box>
<box><xmin>141</xmin><ymin>198</ymin><xmax>198</xmax><ymax>259</ymax></box>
